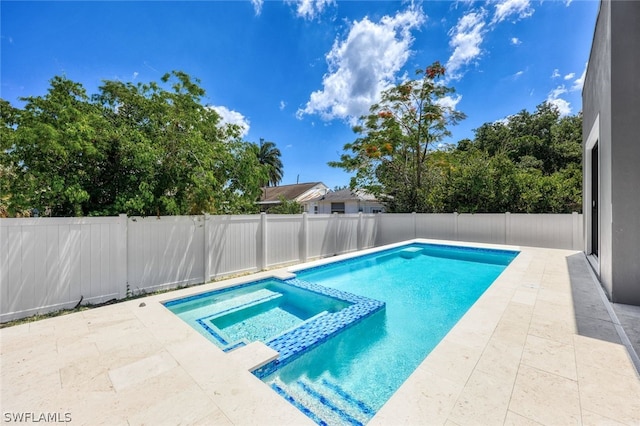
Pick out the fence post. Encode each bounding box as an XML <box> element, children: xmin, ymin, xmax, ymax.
<box><xmin>412</xmin><ymin>212</ymin><xmax>417</xmax><ymax>239</ymax></box>
<box><xmin>333</xmin><ymin>212</ymin><xmax>338</xmax><ymax>255</ymax></box>
<box><xmin>572</xmin><ymin>211</ymin><xmax>580</xmax><ymax>250</ymax></box>
<box><xmin>302</xmin><ymin>212</ymin><xmax>309</xmax><ymax>262</ymax></box>
<box><xmin>357</xmin><ymin>212</ymin><xmax>363</xmax><ymax>250</ymax></box>
<box><xmin>453</xmin><ymin>212</ymin><xmax>459</xmax><ymax>241</ymax></box>
<box><xmin>203</xmin><ymin>214</ymin><xmax>210</xmax><ymax>283</ymax></box>
<box><xmin>118</xmin><ymin>214</ymin><xmax>128</xmax><ymax>299</ymax></box>
<box><xmin>259</xmin><ymin>212</ymin><xmax>267</xmax><ymax>270</ymax></box>
<box><xmin>505</xmin><ymin>212</ymin><xmax>511</xmax><ymax>245</ymax></box>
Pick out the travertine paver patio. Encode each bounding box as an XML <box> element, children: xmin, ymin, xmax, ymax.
<box><xmin>1</xmin><ymin>240</ymin><xmax>639</xmax><ymax>425</ymax></box>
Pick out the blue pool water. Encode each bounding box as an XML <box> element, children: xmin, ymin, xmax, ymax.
<box><xmin>165</xmin><ymin>243</ymin><xmax>518</xmax><ymax>425</ymax></box>
<box><xmin>164</xmin><ymin>279</ymin><xmax>355</xmax><ymax>351</ymax></box>
<box><xmin>256</xmin><ymin>243</ymin><xmax>518</xmax><ymax>425</ymax></box>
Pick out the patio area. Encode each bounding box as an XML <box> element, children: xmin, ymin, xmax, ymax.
<box><xmin>1</xmin><ymin>239</ymin><xmax>639</xmax><ymax>425</ymax></box>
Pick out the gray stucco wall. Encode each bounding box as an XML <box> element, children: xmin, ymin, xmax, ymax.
<box><xmin>583</xmin><ymin>0</ymin><xmax>613</xmax><ymax>298</ymax></box>
<box><xmin>610</xmin><ymin>1</ymin><xmax>640</xmax><ymax>305</ymax></box>
<box><xmin>583</xmin><ymin>0</ymin><xmax>640</xmax><ymax>305</ymax></box>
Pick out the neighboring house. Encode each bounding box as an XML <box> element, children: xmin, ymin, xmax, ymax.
<box><xmin>306</xmin><ymin>189</ymin><xmax>385</xmax><ymax>214</ymax></box>
<box><xmin>582</xmin><ymin>0</ymin><xmax>640</xmax><ymax>305</ymax></box>
<box><xmin>257</xmin><ymin>182</ymin><xmax>329</xmax><ymax>213</ymax></box>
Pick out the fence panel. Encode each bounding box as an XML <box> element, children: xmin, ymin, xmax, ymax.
<box><xmin>207</xmin><ymin>215</ymin><xmax>260</xmax><ymax>279</ymax></box>
<box><xmin>266</xmin><ymin>215</ymin><xmax>303</xmax><ymax>268</ymax></box>
<box><xmin>334</xmin><ymin>215</ymin><xmax>360</xmax><ymax>254</ymax></box>
<box><xmin>375</xmin><ymin>213</ymin><xmax>415</xmax><ymax>245</ymax></box>
<box><xmin>360</xmin><ymin>214</ymin><xmax>378</xmax><ymax>249</ymax></box>
<box><xmin>508</xmin><ymin>213</ymin><xmax>581</xmax><ymax>249</ymax></box>
<box><xmin>0</xmin><ymin>217</ymin><xmax>124</xmax><ymax>322</ymax></box>
<box><xmin>127</xmin><ymin>216</ymin><xmax>204</xmax><ymax>293</ymax></box>
<box><xmin>415</xmin><ymin>214</ymin><xmax>456</xmax><ymax>240</ymax></box>
<box><xmin>457</xmin><ymin>214</ymin><xmax>506</xmax><ymax>244</ymax></box>
<box><xmin>307</xmin><ymin>215</ymin><xmax>333</xmax><ymax>258</ymax></box>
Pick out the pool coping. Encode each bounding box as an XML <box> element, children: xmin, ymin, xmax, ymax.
<box><xmin>1</xmin><ymin>238</ymin><xmax>639</xmax><ymax>425</ymax></box>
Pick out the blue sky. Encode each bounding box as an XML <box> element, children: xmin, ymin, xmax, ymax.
<box><xmin>1</xmin><ymin>0</ymin><xmax>599</xmax><ymax>189</ymax></box>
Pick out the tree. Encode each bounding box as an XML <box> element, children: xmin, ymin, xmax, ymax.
<box><xmin>252</xmin><ymin>139</ymin><xmax>283</xmax><ymax>187</ymax></box>
<box><xmin>1</xmin><ymin>72</ymin><xmax>266</xmax><ymax>216</ymax></box>
<box><xmin>1</xmin><ymin>99</ymin><xmax>20</xmax><ymax>217</ymax></box>
<box><xmin>3</xmin><ymin>77</ymin><xmax>108</xmax><ymax>216</ymax></box>
<box><xmin>444</xmin><ymin>101</ymin><xmax>582</xmax><ymax>213</ymax></box>
<box><xmin>329</xmin><ymin>62</ymin><xmax>465</xmax><ymax>212</ymax></box>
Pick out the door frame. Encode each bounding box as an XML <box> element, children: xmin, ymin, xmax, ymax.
<box><xmin>585</xmin><ymin>115</ymin><xmax>600</xmax><ymax>273</ymax></box>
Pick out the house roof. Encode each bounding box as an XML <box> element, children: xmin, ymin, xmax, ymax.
<box><xmin>308</xmin><ymin>189</ymin><xmax>379</xmax><ymax>203</ymax></box>
<box><xmin>258</xmin><ymin>182</ymin><xmax>327</xmax><ymax>204</ymax></box>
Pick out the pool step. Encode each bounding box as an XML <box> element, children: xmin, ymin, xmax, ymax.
<box><xmin>399</xmin><ymin>247</ymin><xmax>424</xmax><ymax>259</ymax></box>
<box><xmin>189</xmin><ymin>288</ymin><xmax>282</xmax><ymax>321</ymax></box>
<box><xmin>207</xmin><ymin>289</ymin><xmax>283</xmax><ymax>317</ymax></box>
<box><xmin>193</xmin><ymin>289</ymin><xmax>285</xmax><ymax>348</ymax></box>
<box><xmin>318</xmin><ymin>378</ymin><xmax>375</xmax><ymax>419</ymax></box>
<box><xmin>270</xmin><ymin>377</ymin><xmax>374</xmax><ymax>426</ymax></box>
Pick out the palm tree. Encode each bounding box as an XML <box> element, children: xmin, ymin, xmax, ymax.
<box><xmin>253</xmin><ymin>138</ymin><xmax>283</xmax><ymax>187</ymax></box>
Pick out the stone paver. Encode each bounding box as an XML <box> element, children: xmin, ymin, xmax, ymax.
<box><xmin>1</xmin><ymin>240</ymin><xmax>639</xmax><ymax>425</ymax></box>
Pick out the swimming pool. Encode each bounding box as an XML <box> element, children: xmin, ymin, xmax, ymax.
<box><xmin>165</xmin><ymin>242</ymin><xmax>518</xmax><ymax>425</ymax></box>
<box><xmin>255</xmin><ymin>243</ymin><xmax>518</xmax><ymax>425</ymax></box>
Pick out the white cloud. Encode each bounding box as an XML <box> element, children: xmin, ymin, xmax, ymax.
<box><xmin>445</xmin><ymin>10</ymin><xmax>487</xmax><ymax>81</ymax></box>
<box><xmin>546</xmin><ymin>85</ymin><xmax>571</xmax><ymax>116</ymax></box>
<box><xmin>209</xmin><ymin>106</ymin><xmax>250</xmax><ymax>137</ymax></box>
<box><xmin>436</xmin><ymin>94</ymin><xmax>462</xmax><ymax>111</ymax></box>
<box><xmin>251</xmin><ymin>0</ymin><xmax>263</xmax><ymax>15</ymax></box>
<box><xmin>297</xmin><ymin>7</ymin><xmax>425</xmax><ymax>122</ymax></box>
<box><xmin>551</xmin><ymin>68</ymin><xmax>561</xmax><ymax>79</ymax></box>
<box><xmin>549</xmin><ymin>85</ymin><xmax>567</xmax><ymax>99</ymax></box>
<box><xmin>549</xmin><ymin>97</ymin><xmax>571</xmax><ymax>116</ymax></box>
<box><xmin>565</xmin><ymin>0</ymin><xmax>573</xmax><ymax>6</ymax></box>
<box><xmin>132</xmin><ymin>71</ymin><xmax>139</xmax><ymax>80</ymax></box>
<box><xmin>510</xmin><ymin>37</ymin><xmax>521</xmax><ymax>45</ymax></box>
<box><xmin>513</xmin><ymin>70</ymin><xmax>524</xmax><ymax>78</ymax></box>
<box><xmin>571</xmin><ymin>62</ymin><xmax>587</xmax><ymax>91</ymax></box>
<box><xmin>279</xmin><ymin>100</ymin><xmax>286</xmax><ymax>110</ymax></box>
<box><xmin>564</xmin><ymin>72</ymin><xmax>575</xmax><ymax>80</ymax></box>
<box><xmin>492</xmin><ymin>0</ymin><xmax>534</xmax><ymax>25</ymax></box>
<box><xmin>287</xmin><ymin>0</ymin><xmax>336</xmax><ymax>20</ymax></box>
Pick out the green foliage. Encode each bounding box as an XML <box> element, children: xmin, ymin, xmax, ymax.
<box><xmin>267</xmin><ymin>196</ymin><xmax>303</xmax><ymax>214</ymax></box>
<box><xmin>2</xmin><ymin>77</ymin><xmax>107</xmax><ymax>216</ymax></box>
<box><xmin>331</xmin><ymin>84</ymin><xmax>583</xmax><ymax>213</ymax></box>
<box><xmin>1</xmin><ymin>99</ymin><xmax>19</xmax><ymax>217</ymax></box>
<box><xmin>1</xmin><ymin>72</ymin><xmax>267</xmax><ymax>216</ymax></box>
<box><xmin>329</xmin><ymin>62</ymin><xmax>466</xmax><ymax>213</ymax></box>
<box><xmin>430</xmin><ymin>103</ymin><xmax>583</xmax><ymax>214</ymax></box>
<box><xmin>454</xmin><ymin>103</ymin><xmax>583</xmax><ymax>213</ymax></box>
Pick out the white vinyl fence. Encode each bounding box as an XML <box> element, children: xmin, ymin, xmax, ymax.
<box><xmin>0</xmin><ymin>212</ymin><xmax>583</xmax><ymax>321</ymax></box>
